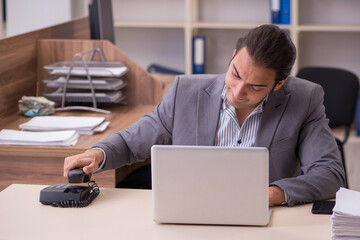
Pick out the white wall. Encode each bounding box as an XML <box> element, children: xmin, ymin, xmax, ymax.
<box><xmin>6</xmin><ymin>0</ymin><xmax>83</xmax><ymax>37</ymax></box>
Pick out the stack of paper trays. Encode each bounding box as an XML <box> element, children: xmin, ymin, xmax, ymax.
<box><xmin>19</xmin><ymin>116</ymin><xmax>109</xmax><ymax>135</ymax></box>
<box><xmin>43</xmin><ymin>61</ymin><xmax>128</xmax><ymax>104</ymax></box>
<box><xmin>331</xmin><ymin>187</ymin><xmax>360</xmax><ymax>239</ymax></box>
<box><xmin>0</xmin><ymin>129</ymin><xmax>79</xmax><ymax>146</ymax></box>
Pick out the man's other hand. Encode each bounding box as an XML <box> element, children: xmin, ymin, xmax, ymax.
<box><xmin>269</xmin><ymin>185</ymin><xmax>285</xmax><ymax>206</ymax></box>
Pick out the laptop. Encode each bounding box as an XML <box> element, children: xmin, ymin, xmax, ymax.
<box><xmin>151</xmin><ymin>145</ymin><xmax>271</xmax><ymax>226</ymax></box>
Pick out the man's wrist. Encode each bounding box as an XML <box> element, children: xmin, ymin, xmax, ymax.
<box><xmin>89</xmin><ymin>148</ymin><xmax>106</xmax><ymax>172</ymax></box>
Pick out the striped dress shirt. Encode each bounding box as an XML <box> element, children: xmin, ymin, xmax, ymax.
<box><xmin>215</xmin><ymin>87</ymin><xmax>267</xmax><ymax>147</ymax></box>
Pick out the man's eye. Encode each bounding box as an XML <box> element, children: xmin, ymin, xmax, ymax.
<box><xmin>232</xmin><ymin>72</ymin><xmax>240</xmax><ymax>79</ymax></box>
<box><xmin>250</xmin><ymin>85</ymin><xmax>263</xmax><ymax>92</ymax></box>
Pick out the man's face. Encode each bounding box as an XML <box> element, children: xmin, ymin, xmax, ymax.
<box><xmin>225</xmin><ymin>47</ymin><xmax>285</xmax><ymax>111</ymax></box>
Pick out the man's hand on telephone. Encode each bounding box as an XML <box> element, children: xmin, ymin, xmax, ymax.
<box><xmin>63</xmin><ymin>149</ymin><xmax>104</xmax><ymax>177</ymax></box>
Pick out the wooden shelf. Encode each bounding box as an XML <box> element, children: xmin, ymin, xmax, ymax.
<box><xmin>298</xmin><ymin>25</ymin><xmax>360</xmax><ymax>32</ymax></box>
<box><xmin>111</xmin><ymin>0</ymin><xmax>360</xmax><ymax>78</ymax></box>
<box><xmin>114</xmin><ymin>20</ymin><xmax>185</xmax><ymax>29</ymax></box>
<box><xmin>192</xmin><ymin>22</ymin><xmax>267</xmax><ymax>30</ymax></box>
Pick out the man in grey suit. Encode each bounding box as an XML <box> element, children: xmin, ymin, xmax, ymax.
<box><xmin>64</xmin><ymin>25</ymin><xmax>345</xmax><ymax>207</ymax></box>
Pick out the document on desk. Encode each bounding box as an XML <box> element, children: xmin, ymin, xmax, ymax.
<box><xmin>19</xmin><ymin>116</ymin><xmax>109</xmax><ymax>135</ymax></box>
<box><xmin>331</xmin><ymin>187</ymin><xmax>360</xmax><ymax>239</ymax></box>
<box><xmin>0</xmin><ymin>129</ymin><xmax>79</xmax><ymax>146</ymax></box>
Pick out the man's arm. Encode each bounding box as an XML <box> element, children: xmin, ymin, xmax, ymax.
<box><xmin>92</xmin><ymin>78</ymin><xmax>180</xmax><ymax>171</ymax></box>
<box><xmin>271</xmin><ymin>84</ymin><xmax>345</xmax><ymax>206</ymax></box>
<box><xmin>63</xmin><ymin>76</ymin><xmax>181</xmax><ymax>175</ymax></box>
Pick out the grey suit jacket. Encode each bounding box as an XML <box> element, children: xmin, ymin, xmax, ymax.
<box><xmin>94</xmin><ymin>74</ymin><xmax>345</xmax><ymax>206</ymax></box>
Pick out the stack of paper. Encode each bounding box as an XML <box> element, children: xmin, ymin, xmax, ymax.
<box><xmin>0</xmin><ymin>129</ymin><xmax>79</xmax><ymax>146</ymax></box>
<box><xmin>331</xmin><ymin>188</ymin><xmax>360</xmax><ymax>239</ymax></box>
<box><xmin>19</xmin><ymin>116</ymin><xmax>109</xmax><ymax>135</ymax></box>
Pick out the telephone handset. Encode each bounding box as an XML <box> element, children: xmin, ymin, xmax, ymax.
<box><xmin>39</xmin><ymin>169</ymin><xmax>100</xmax><ymax>208</ymax></box>
<box><xmin>67</xmin><ymin>168</ymin><xmax>92</xmax><ymax>183</ymax></box>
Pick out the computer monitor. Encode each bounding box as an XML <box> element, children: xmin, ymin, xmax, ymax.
<box><xmin>88</xmin><ymin>0</ymin><xmax>115</xmax><ymax>44</ymax></box>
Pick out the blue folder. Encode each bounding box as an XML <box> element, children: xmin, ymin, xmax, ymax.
<box><xmin>280</xmin><ymin>0</ymin><xmax>290</xmax><ymax>24</ymax></box>
<box><xmin>270</xmin><ymin>0</ymin><xmax>280</xmax><ymax>24</ymax></box>
<box><xmin>147</xmin><ymin>64</ymin><xmax>184</xmax><ymax>75</ymax></box>
<box><xmin>192</xmin><ymin>36</ymin><xmax>206</xmax><ymax>74</ymax></box>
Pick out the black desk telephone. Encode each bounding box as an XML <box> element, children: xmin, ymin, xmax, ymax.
<box><xmin>39</xmin><ymin>169</ymin><xmax>100</xmax><ymax>208</ymax></box>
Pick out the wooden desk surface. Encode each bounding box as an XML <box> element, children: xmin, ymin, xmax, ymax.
<box><xmin>0</xmin><ymin>184</ymin><xmax>332</xmax><ymax>240</ymax></box>
<box><xmin>0</xmin><ymin>105</ymin><xmax>155</xmax><ymax>190</ymax></box>
<box><xmin>0</xmin><ymin>104</ymin><xmax>156</xmax><ymax>157</ymax></box>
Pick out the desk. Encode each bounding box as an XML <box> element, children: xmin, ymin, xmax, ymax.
<box><xmin>0</xmin><ymin>184</ymin><xmax>332</xmax><ymax>240</ymax></box>
<box><xmin>0</xmin><ymin>33</ymin><xmax>164</xmax><ymax>191</ymax></box>
<box><xmin>0</xmin><ymin>105</ymin><xmax>156</xmax><ymax>191</ymax></box>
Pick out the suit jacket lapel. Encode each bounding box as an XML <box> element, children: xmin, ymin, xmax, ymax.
<box><xmin>196</xmin><ymin>74</ymin><xmax>224</xmax><ymax>145</ymax></box>
<box><xmin>254</xmin><ymin>85</ymin><xmax>290</xmax><ymax>148</ymax></box>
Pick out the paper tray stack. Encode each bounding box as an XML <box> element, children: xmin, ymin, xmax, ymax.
<box><xmin>43</xmin><ymin>61</ymin><xmax>128</xmax><ymax>104</ymax></box>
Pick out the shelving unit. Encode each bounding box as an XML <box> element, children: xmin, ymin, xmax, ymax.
<box><xmin>111</xmin><ymin>0</ymin><xmax>360</xmax><ymax>78</ymax></box>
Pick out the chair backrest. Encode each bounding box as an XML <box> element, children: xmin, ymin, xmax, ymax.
<box><xmin>296</xmin><ymin>67</ymin><xmax>359</xmax><ymax>129</ymax></box>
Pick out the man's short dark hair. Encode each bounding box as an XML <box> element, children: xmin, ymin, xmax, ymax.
<box><xmin>232</xmin><ymin>24</ymin><xmax>296</xmax><ymax>83</ymax></box>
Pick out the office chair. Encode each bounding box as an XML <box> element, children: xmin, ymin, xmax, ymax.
<box><xmin>296</xmin><ymin>67</ymin><xmax>359</xmax><ymax>188</ymax></box>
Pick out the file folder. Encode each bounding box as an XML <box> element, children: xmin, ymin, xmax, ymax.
<box><xmin>270</xmin><ymin>0</ymin><xmax>280</xmax><ymax>24</ymax></box>
<box><xmin>147</xmin><ymin>64</ymin><xmax>184</xmax><ymax>75</ymax></box>
<box><xmin>280</xmin><ymin>0</ymin><xmax>290</xmax><ymax>24</ymax></box>
<box><xmin>192</xmin><ymin>36</ymin><xmax>206</xmax><ymax>74</ymax></box>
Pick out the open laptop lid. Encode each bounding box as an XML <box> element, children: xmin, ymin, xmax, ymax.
<box><xmin>151</xmin><ymin>145</ymin><xmax>270</xmax><ymax>226</ymax></box>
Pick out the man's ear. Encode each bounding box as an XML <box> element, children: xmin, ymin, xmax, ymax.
<box><xmin>273</xmin><ymin>78</ymin><xmax>288</xmax><ymax>91</ymax></box>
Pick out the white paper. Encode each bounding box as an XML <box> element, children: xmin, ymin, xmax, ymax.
<box><xmin>0</xmin><ymin>129</ymin><xmax>79</xmax><ymax>146</ymax></box>
<box><xmin>19</xmin><ymin>116</ymin><xmax>105</xmax><ymax>131</ymax></box>
<box><xmin>76</xmin><ymin>121</ymin><xmax>110</xmax><ymax>135</ymax></box>
<box><xmin>333</xmin><ymin>188</ymin><xmax>360</xmax><ymax>216</ymax></box>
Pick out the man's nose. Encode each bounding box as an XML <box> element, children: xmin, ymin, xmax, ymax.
<box><xmin>233</xmin><ymin>82</ymin><xmax>247</xmax><ymax>97</ymax></box>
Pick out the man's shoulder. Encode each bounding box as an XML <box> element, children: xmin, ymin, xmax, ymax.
<box><xmin>171</xmin><ymin>73</ymin><xmax>225</xmax><ymax>96</ymax></box>
<box><xmin>284</xmin><ymin>76</ymin><xmax>321</xmax><ymax>94</ymax></box>
<box><xmin>176</xmin><ymin>73</ymin><xmax>225</xmax><ymax>87</ymax></box>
